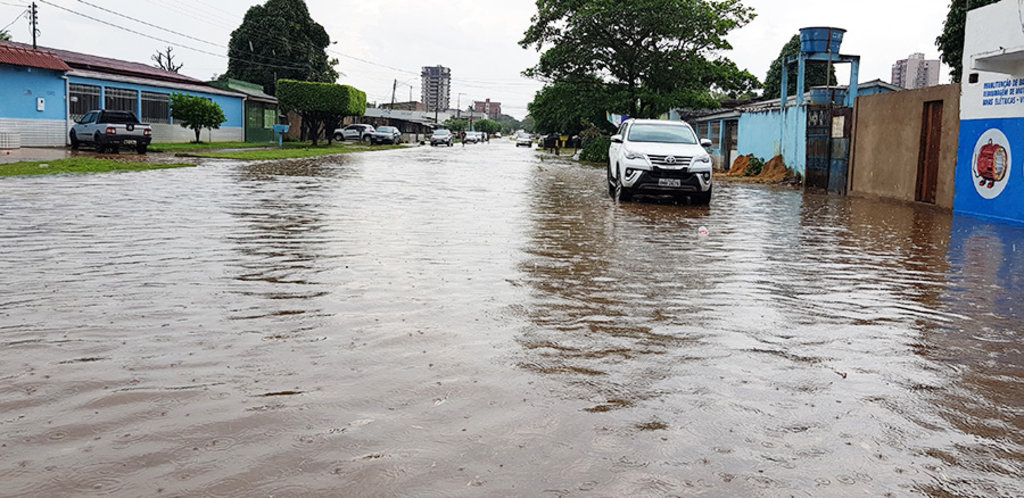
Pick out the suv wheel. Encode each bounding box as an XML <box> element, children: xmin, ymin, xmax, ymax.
<box><xmin>691</xmin><ymin>186</ymin><xmax>712</xmax><ymax>205</ymax></box>
<box><xmin>615</xmin><ymin>182</ymin><xmax>633</xmax><ymax>202</ymax></box>
<box><xmin>334</xmin><ymin>133</ymin><xmax>344</xmax><ymax>142</ymax></box>
<box><xmin>607</xmin><ymin>168</ymin><xmax>616</xmax><ymax>199</ymax></box>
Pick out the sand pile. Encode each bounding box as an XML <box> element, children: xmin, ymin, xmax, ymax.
<box><xmin>757</xmin><ymin>155</ymin><xmax>790</xmax><ymax>182</ymax></box>
<box><xmin>727</xmin><ymin>154</ymin><xmax>752</xmax><ymax>176</ymax></box>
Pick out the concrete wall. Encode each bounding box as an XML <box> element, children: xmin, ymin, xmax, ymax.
<box><xmin>738</xmin><ymin>106</ymin><xmax>807</xmax><ymax>175</ymax></box>
<box><xmin>849</xmin><ymin>84</ymin><xmax>960</xmax><ymax>209</ymax></box>
<box><xmin>0</xmin><ymin>64</ymin><xmax>68</xmax><ymax>146</ymax></box>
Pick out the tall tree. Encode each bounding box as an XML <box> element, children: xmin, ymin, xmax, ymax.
<box><xmin>0</xmin><ymin>30</ymin><xmax>11</xmax><ymax>42</ymax></box>
<box><xmin>936</xmin><ymin>0</ymin><xmax>1000</xmax><ymax>83</ymax></box>
<box><xmin>762</xmin><ymin>35</ymin><xmax>837</xmax><ymax>100</ymax></box>
<box><xmin>520</xmin><ymin>0</ymin><xmax>760</xmax><ymax>119</ymax></box>
<box><xmin>225</xmin><ymin>0</ymin><xmax>338</xmax><ymax>95</ymax></box>
<box><xmin>528</xmin><ymin>76</ymin><xmax>613</xmax><ymax>135</ymax></box>
<box><xmin>152</xmin><ymin>46</ymin><xmax>183</xmax><ymax>73</ymax></box>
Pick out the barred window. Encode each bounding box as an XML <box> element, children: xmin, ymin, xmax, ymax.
<box><xmin>69</xmin><ymin>84</ymin><xmax>100</xmax><ymax>121</ymax></box>
<box><xmin>141</xmin><ymin>92</ymin><xmax>170</xmax><ymax>124</ymax></box>
<box><xmin>105</xmin><ymin>87</ymin><xmax>138</xmax><ymax>115</ymax></box>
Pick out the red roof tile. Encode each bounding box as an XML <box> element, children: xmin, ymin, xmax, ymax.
<box><xmin>1</xmin><ymin>41</ymin><xmax>201</xmax><ymax>85</ymax></box>
<box><xmin>0</xmin><ymin>43</ymin><xmax>72</xmax><ymax>72</ymax></box>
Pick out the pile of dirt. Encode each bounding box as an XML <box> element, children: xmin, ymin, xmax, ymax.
<box><xmin>757</xmin><ymin>155</ymin><xmax>790</xmax><ymax>182</ymax></box>
<box><xmin>727</xmin><ymin>154</ymin><xmax>752</xmax><ymax>176</ymax></box>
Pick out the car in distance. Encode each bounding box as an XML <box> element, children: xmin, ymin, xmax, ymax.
<box><xmin>334</xmin><ymin>124</ymin><xmax>375</xmax><ymax>142</ymax></box>
<box><xmin>70</xmin><ymin>110</ymin><xmax>152</xmax><ymax>154</ymax></box>
<box><xmin>430</xmin><ymin>129</ymin><xmax>454</xmax><ymax>147</ymax></box>
<box><xmin>464</xmin><ymin>131</ymin><xmax>483</xmax><ymax>144</ymax></box>
<box><xmin>607</xmin><ymin>119</ymin><xmax>714</xmax><ymax>204</ymax></box>
<box><xmin>370</xmin><ymin>125</ymin><xmax>402</xmax><ymax>145</ymax></box>
<box><xmin>515</xmin><ymin>132</ymin><xmax>533</xmax><ymax>148</ymax></box>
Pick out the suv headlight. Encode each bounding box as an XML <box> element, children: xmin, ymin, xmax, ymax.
<box><xmin>624</xmin><ymin>149</ymin><xmax>646</xmax><ymax>161</ymax></box>
<box><xmin>694</xmin><ymin>155</ymin><xmax>712</xmax><ymax>165</ymax></box>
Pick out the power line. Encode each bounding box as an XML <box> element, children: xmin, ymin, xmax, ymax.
<box><xmin>0</xmin><ymin>1</ymin><xmax>27</xmax><ymax>7</ymax></box>
<box><xmin>36</xmin><ymin>0</ymin><xmax>309</xmax><ymax>72</ymax></box>
<box><xmin>75</xmin><ymin>0</ymin><xmax>220</xmax><ymax>47</ymax></box>
<box><xmin>0</xmin><ymin>7</ymin><xmax>25</xmax><ymax>32</ymax></box>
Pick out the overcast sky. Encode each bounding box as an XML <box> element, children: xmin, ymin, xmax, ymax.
<box><xmin>0</xmin><ymin>0</ymin><xmax>952</xmax><ymax>120</ymax></box>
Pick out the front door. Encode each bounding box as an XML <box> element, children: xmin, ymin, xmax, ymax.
<box><xmin>916</xmin><ymin>101</ymin><xmax>943</xmax><ymax>204</ymax></box>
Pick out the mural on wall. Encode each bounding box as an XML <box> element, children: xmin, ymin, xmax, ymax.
<box><xmin>972</xmin><ymin>130</ymin><xmax>1011</xmax><ymax>196</ymax></box>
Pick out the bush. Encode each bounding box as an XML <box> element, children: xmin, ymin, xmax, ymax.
<box><xmin>744</xmin><ymin>156</ymin><xmax>765</xmax><ymax>176</ymax></box>
<box><xmin>169</xmin><ymin>93</ymin><xmax>227</xmax><ymax>144</ymax></box>
<box><xmin>579</xmin><ymin>136</ymin><xmax>611</xmax><ymax>163</ymax></box>
<box><xmin>276</xmin><ymin>79</ymin><xmax>366</xmax><ymax>145</ymax></box>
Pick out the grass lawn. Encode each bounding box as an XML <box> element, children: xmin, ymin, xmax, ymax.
<box><xmin>0</xmin><ymin>158</ymin><xmax>195</xmax><ymax>178</ymax></box>
<box><xmin>181</xmin><ymin>143</ymin><xmax>403</xmax><ymax>160</ymax></box>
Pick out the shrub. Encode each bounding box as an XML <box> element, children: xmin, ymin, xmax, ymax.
<box><xmin>276</xmin><ymin>79</ymin><xmax>366</xmax><ymax>145</ymax></box>
<box><xmin>169</xmin><ymin>93</ymin><xmax>227</xmax><ymax>144</ymax></box>
<box><xmin>579</xmin><ymin>136</ymin><xmax>611</xmax><ymax>163</ymax></box>
<box><xmin>744</xmin><ymin>156</ymin><xmax>765</xmax><ymax>176</ymax></box>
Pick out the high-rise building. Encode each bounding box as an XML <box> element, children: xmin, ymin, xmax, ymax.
<box><xmin>473</xmin><ymin>99</ymin><xmax>502</xmax><ymax>117</ymax></box>
<box><xmin>891</xmin><ymin>53</ymin><xmax>940</xmax><ymax>89</ymax></box>
<box><xmin>421</xmin><ymin>65</ymin><xmax>451</xmax><ymax>112</ymax></box>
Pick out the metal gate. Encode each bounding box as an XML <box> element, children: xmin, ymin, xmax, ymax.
<box><xmin>806</xmin><ymin>106</ymin><xmax>853</xmax><ymax>194</ymax></box>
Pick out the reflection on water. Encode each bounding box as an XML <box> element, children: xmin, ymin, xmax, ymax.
<box><xmin>0</xmin><ymin>146</ymin><xmax>1022</xmax><ymax>496</ymax></box>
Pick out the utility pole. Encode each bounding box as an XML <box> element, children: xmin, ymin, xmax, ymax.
<box><xmin>390</xmin><ymin>79</ymin><xmax>397</xmax><ymax>107</ymax></box>
<box><xmin>30</xmin><ymin>2</ymin><xmax>38</xmax><ymax>49</ymax></box>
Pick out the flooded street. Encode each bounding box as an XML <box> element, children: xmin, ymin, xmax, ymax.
<box><xmin>2</xmin><ymin>142</ymin><xmax>1023</xmax><ymax>497</ymax></box>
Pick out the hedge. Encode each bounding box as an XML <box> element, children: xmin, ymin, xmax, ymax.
<box><xmin>276</xmin><ymin>79</ymin><xmax>367</xmax><ymax>116</ymax></box>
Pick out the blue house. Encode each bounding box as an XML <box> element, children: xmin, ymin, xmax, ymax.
<box><xmin>1</xmin><ymin>41</ymin><xmax>256</xmax><ymax>147</ymax></box>
<box><xmin>0</xmin><ymin>44</ymin><xmax>71</xmax><ymax>147</ymax></box>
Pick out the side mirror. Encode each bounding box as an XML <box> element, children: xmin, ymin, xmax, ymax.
<box><xmin>700</xmin><ymin>139</ymin><xmax>713</xmax><ymax>148</ymax></box>
<box><xmin>610</xmin><ymin>135</ymin><xmax>623</xmax><ymax>144</ymax></box>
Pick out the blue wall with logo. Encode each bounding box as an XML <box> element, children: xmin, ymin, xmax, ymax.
<box><xmin>0</xmin><ymin>64</ymin><xmax>67</xmax><ymax>120</ymax></box>
<box><xmin>955</xmin><ymin>118</ymin><xmax>1024</xmax><ymax>225</ymax></box>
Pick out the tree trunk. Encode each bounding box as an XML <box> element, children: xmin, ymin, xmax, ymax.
<box><xmin>194</xmin><ymin>127</ymin><xmax>201</xmax><ymax>144</ymax></box>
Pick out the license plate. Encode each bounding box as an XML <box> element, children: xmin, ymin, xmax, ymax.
<box><xmin>658</xmin><ymin>178</ymin><xmax>682</xmax><ymax>187</ymax></box>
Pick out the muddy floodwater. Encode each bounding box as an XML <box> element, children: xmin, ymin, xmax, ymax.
<box><xmin>1</xmin><ymin>143</ymin><xmax>1023</xmax><ymax>497</ymax></box>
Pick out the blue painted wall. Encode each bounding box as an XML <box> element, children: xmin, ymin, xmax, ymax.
<box><xmin>954</xmin><ymin>117</ymin><xmax>1024</xmax><ymax>225</ymax></box>
<box><xmin>67</xmin><ymin>75</ymin><xmax>243</xmax><ymax>127</ymax></box>
<box><xmin>0</xmin><ymin>64</ymin><xmax>66</xmax><ymax>120</ymax></box>
<box><xmin>738</xmin><ymin>106</ymin><xmax>807</xmax><ymax>175</ymax></box>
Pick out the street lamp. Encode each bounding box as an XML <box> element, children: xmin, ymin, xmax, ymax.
<box><xmin>457</xmin><ymin>93</ymin><xmax>468</xmax><ymax>119</ymax></box>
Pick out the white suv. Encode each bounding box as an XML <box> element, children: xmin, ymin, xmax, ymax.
<box><xmin>607</xmin><ymin>119</ymin><xmax>714</xmax><ymax>204</ymax></box>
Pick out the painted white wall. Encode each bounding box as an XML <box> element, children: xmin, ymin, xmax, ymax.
<box><xmin>961</xmin><ymin>0</ymin><xmax>1024</xmax><ymax>120</ymax></box>
<box><xmin>0</xmin><ymin>118</ymin><xmax>67</xmax><ymax>147</ymax></box>
<box><xmin>150</xmin><ymin>124</ymin><xmax>243</xmax><ymax>144</ymax></box>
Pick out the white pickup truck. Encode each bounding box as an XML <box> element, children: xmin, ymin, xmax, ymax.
<box><xmin>70</xmin><ymin>110</ymin><xmax>153</xmax><ymax>154</ymax></box>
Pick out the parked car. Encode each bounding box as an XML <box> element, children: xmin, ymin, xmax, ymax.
<box><xmin>464</xmin><ymin>131</ymin><xmax>483</xmax><ymax>144</ymax></box>
<box><xmin>607</xmin><ymin>119</ymin><xmax>714</xmax><ymax>204</ymax></box>
<box><xmin>494</xmin><ymin>133</ymin><xmax>502</xmax><ymax>139</ymax></box>
<box><xmin>334</xmin><ymin>124</ymin><xmax>374</xmax><ymax>142</ymax></box>
<box><xmin>370</xmin><ymin>125</ymin><xmax>402</xmax><ymax>145</ymax></box>
<box><xmin>515</xmin><ymin>132</ymin><xmax>533</xmax><ymax>148</ymax></box>
<box><xmin>430</xmin><ymin>129</ymin><xmax>454</xmax><ymax>147</ymax></box>
<box><xmin>70</xmin><ymin>110</ymin><xmax>152</xmax><ymax>154</ymax></box>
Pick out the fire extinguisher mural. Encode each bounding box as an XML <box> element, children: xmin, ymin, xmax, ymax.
<box><xmin>971</xmin><ymin>129</ymin><xmax>1013</xmax><ymax>200</ymax></box>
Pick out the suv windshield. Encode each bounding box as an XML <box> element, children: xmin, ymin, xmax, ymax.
<box><xmin>627</xmin><ymin>124</ymin><xmax>697</xmax><ymax>144</ymax></box>
<box><xmin>433</xmin><ymin>130</ymin><xmax>450</xmax><ymax>136</ymax></box>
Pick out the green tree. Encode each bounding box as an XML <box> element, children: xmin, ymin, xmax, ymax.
<box><xmin>276</xmin><ymin>79</ymin><xmax>366</xmax><ymax>145</ymax></box>
<box><xmin>520</xmin><ymin>0</ymin><xmax>760</xmax><ymax>119</ymax></box>
<box><xmin>762</xmin><ymin>35</ymin><xmax>837</xmax><ymax>100</ymax></box>
<box><xmin>937</xmin><ymin>0</ymin><xmax>1000</xmax><ymax>83</ymax></box>
<box><xmin>225</xmin><ymin>0</ymin><xmax>338</xmax><ymax>95</ymax></box>
<box><xmin>0</xmin><ymin>30</ymin><xmax>11</xmax><ymax>42</ymax></box>
<box><xmin>528</xmin><ymin>76</ymin><xmax>613</xmax><ymax>135</ymax></box>
<box><xmin>444</xmin><ymin>119</ymin><xmax>469</xmax><ymax>133</ymax></box>
<box><xmin>519</xmin><ymin>116</ymin><xmax>535</xmax><ymax>133</ymax></box>
<box><xmin>473</xmin><ymin>119</ymin><xmax>502</xmax><ymax>134</ymax></box>
<box><xmin>169</xmin><ymin>93</ymin><xmax>227</xmax><ymax>143</ymax></box>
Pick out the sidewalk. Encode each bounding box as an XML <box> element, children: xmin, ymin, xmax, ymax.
<box><xmin>0</xmin><ymin>147</ymin><xmax>75</xmax><ymax>164</ymax></box>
